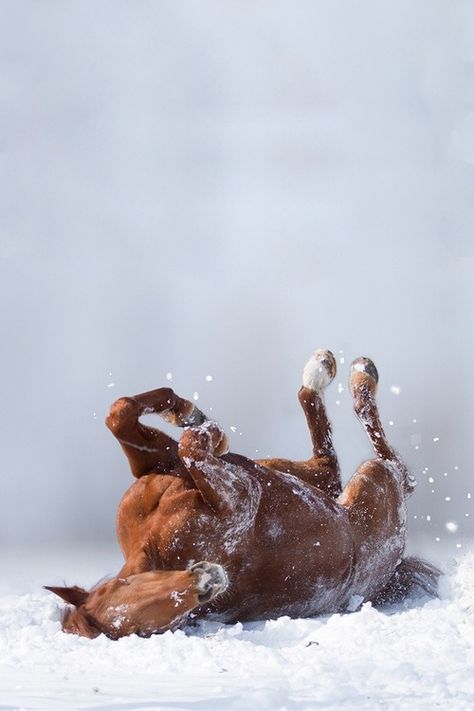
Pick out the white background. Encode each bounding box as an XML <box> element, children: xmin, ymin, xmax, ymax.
<box><xmin>1</xmin><ymin>1</ymin><xmax>473</xmax><ymax>550</ymax></box>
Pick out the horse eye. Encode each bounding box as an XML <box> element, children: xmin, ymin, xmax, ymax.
<box><xmin>118</xmin><ymin>578</ymin><xmax>130</xmax><ymax>585</ymax></box>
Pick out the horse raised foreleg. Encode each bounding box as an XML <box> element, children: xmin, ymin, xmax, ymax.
<box><xmin>106</xmin><ymin>388</ymin><xmax>208</xmax><ymax>477</ymax></box>
<box><xmin>178</xmin><ymin>422</ymin><xmax>262</xmax><ymax>550</ymax></box>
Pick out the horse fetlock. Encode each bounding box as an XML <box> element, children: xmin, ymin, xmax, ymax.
<box><xmin>161</xmin><ymin>398</ymin><xmax>194</xmax><ymax>427</ymax></box>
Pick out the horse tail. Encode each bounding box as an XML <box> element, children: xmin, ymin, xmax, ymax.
<box><xmin>371</xmin><ymin>556</ymin><xmax>441</xmax><ymax>607</ymax></box>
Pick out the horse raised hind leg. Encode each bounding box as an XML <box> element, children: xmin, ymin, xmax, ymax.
<box><xmin>258</xmin><ymin>349</ymin><xmax>342</xmax><ymax>498</ymax></box>
<box><xmin>338</xmin><ymin>357</ymin><xmax>438</xmax><ymax>604</ymax></box>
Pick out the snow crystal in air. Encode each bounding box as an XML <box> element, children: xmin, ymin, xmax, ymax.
<box><xmin>107</xmin><ymin>382</ymin><xmax>114</xmax><ymax>388</ymax></box>
<box><xmin>193</xmin><ymin>392</ymin><xmax>199</xmax><ymax>401</ymax></box>
<box><xmin>230</xmin><ymin>426</ymin><xmax>237</xmax><ymax>433</ymax></box>
<box><xmin>445</xmin><ymin>521</ymin><xmax>458</xmax><ymax>533</ymax></box>
<box><xmin>390</xmin><ymin>385</ymin><xmax>401</xmax><ymax>395</ymax></box>
<box><xmin>433</xmin><ymin>437</ymin><xmax>440</xmax><ymax>442</ymax></box>
<box><xmin>166</xmin><ymin>372</ymin><xmax>173</xmax><ymax>381</ymax></box>
<box><xmin>445</xmin><ymin>497</ymin><xmax>451</xmax><ymax>502</ymax></box>
<box><xmin>339</xmin><ymin>356</ymin><xmax>345</xmax><ymax>364</ymax></box>
<box><xmin>428</xmin><ymin>477</ymin><xmax>434</xmax><ymax>483</ymax></box>
<box><xmin>205</xmin><ymin>375</ymin><xmax>213</xmax><ymax>382</ymax></box>
<box><xmin>337</xmin><ymin>383</ymin><xmax>344</xmax><ymax>393</ymax></box>
<box><xmin>389</xmin><ymin>420</ymin><xmax>394</xmax><ymax>426</ymax></box>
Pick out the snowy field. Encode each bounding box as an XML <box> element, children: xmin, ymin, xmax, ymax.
<box><xmin>1</xmin><ymin>543</ymin><xmax>473</xmax><ymax>710</ymax></box>
<box><xmin>2</xmin><ymin>2</ymin><xmax>473</xmax><ymax>709</ymax></box>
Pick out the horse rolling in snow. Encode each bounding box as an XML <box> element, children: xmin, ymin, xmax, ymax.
<box><xmin>46</xmin><ymin>350</ymin><xmax>439</xmax><ymax>638</ymax></box>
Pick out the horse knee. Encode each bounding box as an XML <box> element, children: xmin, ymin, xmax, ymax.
<box><xmin>105</xmin><ymin>397</ymin><xmax>139</xmax><ymax>436</ymax></box>
<box><xmin>178</xmin><ymin>422</ymin><xmax>229</xmax><ymax>464</ymax></box>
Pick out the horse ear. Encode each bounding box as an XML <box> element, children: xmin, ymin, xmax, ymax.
<box><xmin>44</xmin><ymin>585</ymin><xmax>89</xmax><ymax>607</ymax></box>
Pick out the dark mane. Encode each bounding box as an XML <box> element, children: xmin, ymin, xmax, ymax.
<box><xmin>90</xmin><ymin>574</ymin><xmax>114</xmax><ymax>590</ymax></box>
<box><xmin>143</xmin><ymin>539</ymin><xmax>167</xmax><ymax>570</ymax></box>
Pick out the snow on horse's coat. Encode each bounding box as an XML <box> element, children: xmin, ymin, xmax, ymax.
<box><xmin>46</xmin><ymin>349</ymin><xmax>440</xmax><ymax>638</ymax></box>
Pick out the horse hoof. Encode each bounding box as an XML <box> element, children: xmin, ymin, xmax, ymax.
<box><xmin>349</xmin><ymin>357</ymin><xmax>379</xmax><ymax>396</ymax></box>
<box><xmin>189</xmin><ymin>562</ymin><xmax>228</xmax><ymax>604</ymax></box>
<box><xmin>302</xmin><ymin>349</ymin><xmax>336</xmax><ymax>392</ymax></box>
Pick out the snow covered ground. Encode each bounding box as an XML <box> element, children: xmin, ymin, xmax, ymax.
<box><xmin>1</xmin><ymin>543</ymin><xmax>473</xmax><ymax>710</ymax></box>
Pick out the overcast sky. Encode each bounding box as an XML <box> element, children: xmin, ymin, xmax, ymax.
<box><xmin>1</xmin><ymin>1</ymin><xmax>473</xmax><ymax>550</ymax></box>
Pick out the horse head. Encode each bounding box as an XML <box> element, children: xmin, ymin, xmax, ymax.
<box><xmin>45</xmin><ymin>561</ymin><xmax>227</xmax><ymax>638</ymax></box>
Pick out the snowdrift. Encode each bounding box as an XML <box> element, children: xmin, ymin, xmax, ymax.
<box><xmin>0</xmin><ymin>547</ymin><xmax>473</xmax><ymax>710</ymax></box>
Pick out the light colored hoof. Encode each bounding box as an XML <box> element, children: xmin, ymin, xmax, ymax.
<box><xmin>189</xmin><ymin>562</ymin><xmax>228</xmax><ymax>603</ymax></box>
<box><xmin>349</xmin><ymin>357</ymin><xmax>379</xmax><ymax>396</ymax></box>
<box><xmin>302</xmin><ymin>349</ymin><xmax>336</xmax><ymax>392</ymax></box>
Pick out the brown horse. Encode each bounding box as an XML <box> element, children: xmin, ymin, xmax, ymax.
<box><xmin>47</xmin><ymin>350</ymin><xmax>439</xmax><ymax>638</ymax></box>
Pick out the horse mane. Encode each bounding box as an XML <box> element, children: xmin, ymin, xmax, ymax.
<box><xmin>90</xmin><ymin>574</ymin><xmax>114</xmax><ymax>590</ymax></box>
<box><xmin>143</xmin><ymin>538</ymin><xmax>167</xmax><ymax>570</ymax></box>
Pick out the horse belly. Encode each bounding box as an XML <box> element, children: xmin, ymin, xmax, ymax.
<box><xmin>263</xmin><ymin>517</ymin><xmax>352</xmax><ymax>616</ymax></box>
<box><xmin>206</xmin><ymin>484</ymin><xmax>355</xmax><ymax>622</ymax></box>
